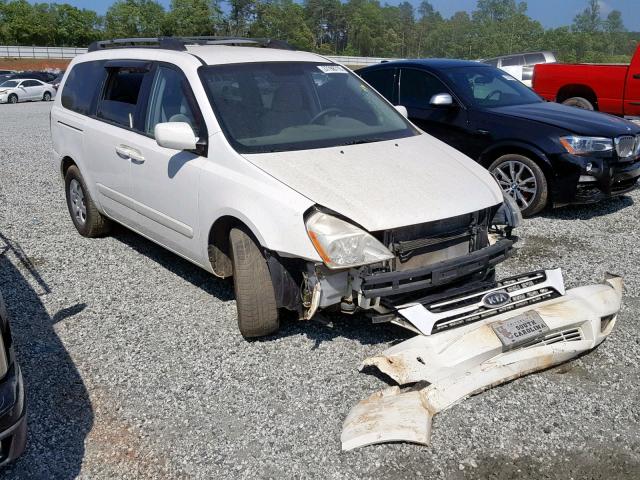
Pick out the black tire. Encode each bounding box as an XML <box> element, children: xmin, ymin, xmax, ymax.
<box><xmin>489</xmin><ymin>154</ymin><xmax>548</xmax><ymax>217</ymax></box>
<box><xmin>43</xmin><ymin>91</ymin><xmax>51</xmax><ymax>101</ymax></box>
<box><xmin>229</xmin><ymin>227</ymin><xmax>279</xmax><ymax>338</ymax></box>
<box><xmin>562</xmin><ymin>96</ymin><xmax>594</xmax><ymax>110</ymax></box>
<box><xmin>8</xmin><ymin>94</ymin><xmax>18</xmax><ymax>104</ymax></box>
<box><xmin>64</xmin><ymin>165</ymin><xmax>111</xmax><ymax>237</ymax></box>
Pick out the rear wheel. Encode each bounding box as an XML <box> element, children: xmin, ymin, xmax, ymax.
<box><xmin>64</xmin><ymin>165</ymin><xmax>112</xmax><ymax>237</ymax></box>
<box><xmin>562</xmin><ymin>96</ymin><xmax>594</xmax><ymax>110</ymax></box>
<box><xmin>8</xmin><ymin>94</ymin><xmax>17</xmax><ymax>104</ymax></box>
<box><xmin>43</xmin><ymin>91</ymin><xmax>51</xmax><ymax>101</ymax></box>
<box><xmin>229</xmin><ymin>227</ymin><xmax>279</xmax><ymax>338</ymax></box>
<box><xmin>489</xmin><ymin>154</ymin><xmax>548</xmax><ymax>217</ymax></box>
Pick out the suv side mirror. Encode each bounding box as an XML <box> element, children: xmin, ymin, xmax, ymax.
<box><xmin>429</xmin><ymin>93</ymin><xmax>454</xmax><ymax>107</ymax></box>
<box><xmin>394</xmin><ymin>105</ymin><xmax>408</xmax><ymax>118</ymax></box>
<box><xmin>155</xmin><ymin>122</ymin><xmax>198</xmax><ymax>151</ymax></box>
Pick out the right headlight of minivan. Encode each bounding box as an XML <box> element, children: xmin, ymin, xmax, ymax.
<box><xmin>305</xmin><ymin>211</ymin><xmax>394</xmax><ymax>269</ymax></box>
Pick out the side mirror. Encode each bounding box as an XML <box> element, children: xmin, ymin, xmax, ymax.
<box><xmin>155</xmin><ymin>122</ymin><xmax>198</xmax><ymax>151</ymax></box>
<box><xmin>394</xmin><ymin>105</ymin><xmax>408</xmax><ymax>118</ymax></box>
<box><xmin>429</xmin><ymin>93</ymin><xmax>454</xmax><ymax>107</ymax></box>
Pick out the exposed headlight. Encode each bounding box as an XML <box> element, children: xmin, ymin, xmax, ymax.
<box><xmin>306</xmin><ymin>211</ymin><xmax>394</xmax><ymax>269</ymax></box>
<box><xmin>560</xmin><ymin>136</ymin><xmax>613</xmax><ymax>155</ymax></box>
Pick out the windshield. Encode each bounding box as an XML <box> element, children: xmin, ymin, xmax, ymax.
<box><xmin>444</xmin><ymin>66</ymin><xmax>542</xmax><ymax>108</ymax></box>
<box><xmin>199</xmin><ymin>62</ymin><xmax>418</xmax><ymax>153</ymax></box>
<box><xmin>0</xmin><ymin>80</ymin><xmax>19</xmax><ymax>88</ymax></box>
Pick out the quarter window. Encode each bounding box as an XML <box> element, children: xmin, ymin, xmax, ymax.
<box><xmin>98</xmin><ymin>68</ymin><xmax>146</xmax><ymax>129</ymax></box>
<box><xmin>399</xmin><ymin>69</ymin><xmax>450</xmax><ymax>107</ymax></box>
<box><xmin>524</xmin><ymin>53</ymin><xmax>546</xmax><ymax>65</ymax></box>
<box><xmin>145</xmin><ymin>66</ymin><xmax>201</xmax><ymax>137</ymax></box>
<box><xmin>501</xmin><ymin>55</ymin><xmax>524</xmax><ymax>67</ymax></box>
<box><xmin>61</xmin><ymin>61</ymin><xmax>107</xmax><ymax>115</ymax></box>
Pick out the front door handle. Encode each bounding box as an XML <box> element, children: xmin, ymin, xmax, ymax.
<box><xmin>115</xmin><ymin>145</ymin><xmax>145</xmax><ymax>164</ymax></box>
<box><xmin>633</xmin><ymin>73</ymin><xmax>640</xmax><ymax>80</ymax></box>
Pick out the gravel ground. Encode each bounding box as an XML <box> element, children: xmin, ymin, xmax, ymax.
<box><xmin>0</xmin><ymin>102</ymin><xmax>638</xmax><ymax>479</ymax></box>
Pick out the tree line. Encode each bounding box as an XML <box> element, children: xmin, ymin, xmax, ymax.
<box><xmin>0</xmin><ymin>0</ymin><xmax>637</xmax><ymax>62</ymax></box>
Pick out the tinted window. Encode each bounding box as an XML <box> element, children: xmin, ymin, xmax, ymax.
<box><xmin>146</xmin><ymin>66</ymin><xmax>201</xmax><ymax>137</ymax></box>
<box><xmin>444</xmin><ymin>66</ymin><xmax>542</xmax><ymax>107</ymax></box>
<box><xmin>360</xmin><ymin>69</ymin><xmax>395</xmax><ymax>102</ymax></box>
<box><xmin>98</xmin><ymin>68</ymin><xmax>146</xmax><ymax>128</ymax></box>
<box><xmin>62</xmin><ymin>61</ymin><xmax>107</xmax><ymax>115</ymax></box>
<box><xmin>501</xmin><ymin>55</ymin><xmax>524</xmax><ymax>67</ymax></box>
<box><xmin>200</xmin><ymin>62</ymin><xmax>416</xmax><ymax>153</ymax></box>
<box><xmin>1</xmin><ymin>80</ymin><xmax>19</xmax><ymax>88</ymax></box>
<box><xmin>22</xmin><ymin>80</ymin><xmax>40</xmax><ymax>87</ymax></box>
<box><xmin>524</xmin><ymin>53</ymin><xmax>546</xmax><ymax>65</ymax></box>
<box><xmin>399</xmin><ymin>69</ymin><xmax>450</xmax><ymax>107</ymax></box>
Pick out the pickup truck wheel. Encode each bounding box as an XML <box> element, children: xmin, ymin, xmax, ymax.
<box><xmin>562</xmin><ymin>97</ymin><xmax>594</xmax><ymax>111</ymax></box>
<box><xmin>64</xmin><ymin>165</ymin><xmax>112</xmax><ymax>237</ymax></box>
<box><xmin>229</xmin><ymin>227</ymin><xmax>279</xmax><ymax>338</ymax></box>
<box><xmin>489</xmin><ymin>154</ymin><xmax>548</xmax><ymax>217</ymax></box>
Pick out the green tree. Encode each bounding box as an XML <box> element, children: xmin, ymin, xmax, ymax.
<box><xmin>104</xmin><ymin>0</ymin><xmax>166</xmax><ymax>38</ymax></box>
<box><xmin>165</xmin><ymin>0</ymin><xmax>222</xmax><ymax>36</ymax></box>
<box><xmin>573</xmin><ymin>0</ymin><xmax>601</xmax><ymax>33</ymax></box>
<box><xmin>251</xmin><ymin>0</ymin><xmax>314</xmax><ymax>50</ymax></box>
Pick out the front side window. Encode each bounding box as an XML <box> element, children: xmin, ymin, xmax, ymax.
<box><xmin>61</xmin><ymin>61</ymin><xmax>107</xmax><ymax>115</ymax></box>
<box><xmin>98</xmin><ymin>68</ymin><xmax>146</xmax><ymax>128</ymax></box>
<box><xmin>399</xmin><ymin>69</ymin><xmax>451</xmax><ymax>107</ymax></box>
<box><xmin>444</xmin><ymin>66</ymin><xmax>542</xmax><ymax>108</ymax></box>
<box><xmin>501</xmin><ymin>55</ymin><xmax>524</xmax><ymax>67</ymax></box>
<box><xmin>199</xmin><ymin>62</ymin><xmax>417</xmax><ymax>153</ymax></box>
<box><xmin>145</xmin><ymin>66</ymin><xmax>201</xmax><ymax>137</ymax></box>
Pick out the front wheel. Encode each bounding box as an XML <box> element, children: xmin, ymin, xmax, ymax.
<box><xmin>229</xmin><ymin>227</ymin><xmax>279</xmax><ymax>338</ymax></box>
<box><xmin>489</xmin><ymin>154</ymin><xmax>548</xmax><ymax>217</ymax></box>
<box><xmin>8</xmin><ymin>94</ymin><xmax>18</xmax><ymax>104</ymax></box>
<box><xmin>43</xmin><ymin>91</ymin><xmax>51</xmax><ymax>101</ymax></box>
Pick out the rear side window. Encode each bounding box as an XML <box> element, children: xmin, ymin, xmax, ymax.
<box><xmin>360</xmin><ymin>69</ymin><xmax>396</xmax><ymax>102</ymax></box>
<box><xmin>524</xmin><ymin>53</ymin><xmax>546</xmax><ymax>65</ymax></box>
<box><xmin>22</xmin><ymin>80</ymin><xmax>39</xmax><ymax>87</ymax></box>
<box><xmin>502</xmin><ymin>55</ymin><xmax>524</xmax><ymax>67</ymax></box>
<box><xmin>97</xmin><ymin>68</ymin><xmax>146</xmax><ymax>128</ymax></box>
<box><xmin>61</xmin><ymin>61</ymin><xmax>107</xmax><ymax>115</ymax></box>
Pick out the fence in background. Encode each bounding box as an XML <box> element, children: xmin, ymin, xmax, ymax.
<box><xmin>0</xmin><ymin>45</ymin><xmax>395</xmax><ymax>66</ymax></box>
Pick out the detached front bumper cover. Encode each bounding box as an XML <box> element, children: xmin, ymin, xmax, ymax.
<box><xmin>341</xmin><ymin>270</ymin><xmax>623</xmax><ymax>451</ymax></box>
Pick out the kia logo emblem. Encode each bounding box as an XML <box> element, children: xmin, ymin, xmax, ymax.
<box><xmin>482</xmin><ymin>290</ymin><xmax>511</xmax><ymax>308</ymax></box>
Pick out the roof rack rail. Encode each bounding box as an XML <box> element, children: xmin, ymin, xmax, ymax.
<box><xmin>87</xmin><ymin>36</ymin><xmax>294</xmax><ymax>53</ymax></box>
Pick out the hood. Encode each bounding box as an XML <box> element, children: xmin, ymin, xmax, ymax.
<box><xmin>243</xmin><ymin>134</ymin><xmax>502</xmax><ymax>232</ymax></box>
<box><xmin>490</xmin><ymin>102</ymin><xmax>640</xmax><ymax>137</ymax></box>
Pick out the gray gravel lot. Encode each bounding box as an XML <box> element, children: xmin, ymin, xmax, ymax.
<box><xmin>0</xmin><ymin>101</ymin><xmax>638</xmax><ymax>479</ymax></box>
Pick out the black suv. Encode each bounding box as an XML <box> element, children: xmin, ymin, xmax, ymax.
<box><xmin>359</xmin><ymin>60</ymin><xmax>640</xmax><ymax>216</ymax></box>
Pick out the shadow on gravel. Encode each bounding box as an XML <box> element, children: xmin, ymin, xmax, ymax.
<box><xmin>111</xmin><ymin>224</ymin><xmax>234</xmax><ymax>301</ymax></box>
<box><xmin>539</xmin><ymin>194</ymin><xmax>633</xmax><ymax>221</ymax></box>
<box><xmin>0</xmin><ymin>234</ymin><xmax>93</xmax><ymax>479</ymax></box>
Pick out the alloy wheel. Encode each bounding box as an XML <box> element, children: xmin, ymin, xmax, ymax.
<box><xmin>69</xmin><ymin>179</ymin><xmax>87</xmax><ymax>225</ymax></box>
<box><xmin>492</xmin><ymin>160</ymin><xmax>538</xmax><ymax>210</ymax></box>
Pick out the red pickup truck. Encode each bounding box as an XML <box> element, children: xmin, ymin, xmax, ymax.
<box><xmin>533</xmin><ymin>43</ymin><xmax>640</xmax><ymax>118</ymax></box>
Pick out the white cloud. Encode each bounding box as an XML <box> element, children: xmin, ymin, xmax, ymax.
<box><xmin>598</xmin><ymin>0</ymin><xmax>613</xmax><ymax>16</ymax></box>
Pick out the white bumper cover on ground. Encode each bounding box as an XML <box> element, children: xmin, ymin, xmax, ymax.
<box><xmin>341</xmin><ymin>271</ymin><xmax>623</xmax><ymax>451</ymax></box>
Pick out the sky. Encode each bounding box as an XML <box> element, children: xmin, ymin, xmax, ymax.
<box><xmin>26</xmin><ymin>0</ymin><xmax>640</xmax><ymax>31</ymax></box>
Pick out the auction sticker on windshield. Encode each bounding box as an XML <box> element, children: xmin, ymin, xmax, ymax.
<box><xmin>318</xmin><ymin>65</ymin><xmax>347</xmax><ymax>74</ymax></box>
<box><xmin>491</xmin><ymin>311</ymin><xmax>549</xmax><ymax>350</ymax></box>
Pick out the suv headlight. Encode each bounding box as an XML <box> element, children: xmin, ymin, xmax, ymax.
<box><xmin>306</xmin><ymin>211</ymin><xmax>394</xmax><ymax>269</ymax></box>
<box><xmin>560</xmin><ymin>136</ymin><xmax>613</xmax><ymax>155</ymax></box>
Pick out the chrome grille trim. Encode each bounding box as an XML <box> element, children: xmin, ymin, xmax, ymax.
<box><xmin>615</xmin><ymin>135</ymin><xmax>636</xmax><ymax>158</ymax></box>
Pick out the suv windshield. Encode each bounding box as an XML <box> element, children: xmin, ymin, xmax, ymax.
<box><xmin>444</xmin><ymin>66</ymin><xmax>542</xmax><ymax>108</ymax></box>
<box><xmin>200</xmin><ymin>62</ymin><xmax>417</xmax><ymax>153</ymax></box>
<box><xmin>0</xmin><ymin>80</ymin><xmax>19</xmax><ymax>88</ymax></box>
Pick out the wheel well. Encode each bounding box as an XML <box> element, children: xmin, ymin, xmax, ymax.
<box><xmin>480</xmin><ymin>146</ymin><xmax>553</xmax><ymax>183</ymax></box>
<box><xmin>61</xmin><ymin>156</ymin><xmax>76</xmax><ymax>178</ymax></box>
<box><xmin>207</xmin><ymin>215</ymin><xmax>248</xmax><ymax>278</ymax></box>
<box><xmin>556</xmin><ymin>84</ymin><xmax>598</xmax><ymax>109</ymax></box>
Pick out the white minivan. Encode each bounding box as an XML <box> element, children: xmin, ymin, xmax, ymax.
<box><xmin>51</xmin><ymin>37</ymin><xmax>522</xmax><ymax>338</ymax></box>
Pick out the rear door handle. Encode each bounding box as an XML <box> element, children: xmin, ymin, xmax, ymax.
<box><xmin>633</xmin><ymin>74</ymin><xmax>640</xmax><ymax>80</ymax></box>
<box><xmin>115</xmin><ymin>145</ymin><xmax>145</xmax><ymax>164</ymax></box>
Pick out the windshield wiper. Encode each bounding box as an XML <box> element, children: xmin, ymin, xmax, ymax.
<box><xmin>340</xmin><ymin>137</ymin><xmax>386</xmax><ymax>146</ymax></box>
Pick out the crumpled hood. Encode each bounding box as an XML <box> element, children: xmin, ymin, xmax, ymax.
<box><xmin>491</xmin><ymin>102</ymin><xmax>640</xmax><ymax>137</ymax></box>
<box><xmin>243</xmin><ymin>134</ymin><xmax>502</xmax><ymax>232</ymax></box>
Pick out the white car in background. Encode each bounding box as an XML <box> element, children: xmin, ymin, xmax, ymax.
<box><xmin>0</xmin><ymin>78</ymin><xmax>56</xmax><ymax>104</ymax></box>
<box><xmin>481</xmin><ymin>51</ymin><xmax>556</xmax><ymax>87</ymax></box>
